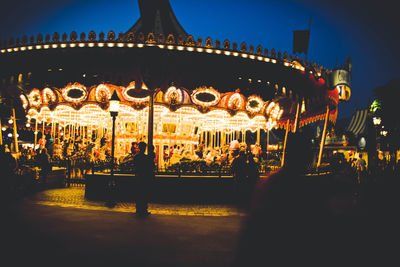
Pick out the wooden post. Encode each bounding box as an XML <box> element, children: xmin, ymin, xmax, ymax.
<box><xmin>12</xmin><ymin>108</ymin><xmax>19</xmax><ymax>153</ymax></box>
<box><xmin>317</xmin><ymin>106</ymin><xmax>330</xmax><ymax>169</ymax></box>
<box><xmin>281</xmin><ymin>120</ymin><xmax>290</xmax><ymax>167</ymax></box>
<box><xmin>293</xmin><ymin>102</ymin><xmax>300</xmax><ymax>133</ymax></box>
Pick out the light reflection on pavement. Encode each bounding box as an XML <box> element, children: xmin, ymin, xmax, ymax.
<box><xmin>31</xmin><ymin>188</ymin><xmax>246</xmax><ymax>217</ymax></box>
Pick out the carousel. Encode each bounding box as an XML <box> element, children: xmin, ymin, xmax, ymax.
<box><xmin>1</xmin><ymin>0</ymin><xmax>351</xmax><ymax>172</ymax></box>
<box><xmin>21</xmin><ymin>81</ymin><xmax>284</xmax><ymax>167</ymax></box>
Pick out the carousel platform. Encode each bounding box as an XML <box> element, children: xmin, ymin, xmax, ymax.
<box><xmin>85</xmin><ymin>172</ymin><xmax>237</xmax><ymax>203</ymax></box>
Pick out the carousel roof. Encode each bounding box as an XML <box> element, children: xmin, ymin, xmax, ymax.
<box><xmin>0</xmin><ymin>0</ymin><xmax>343</xmax><ymax>129</ymax></box>
<box><xmin>126</xmin><ymin>0</ymin><xmax>188</xmax><ymax>38</ymax></box>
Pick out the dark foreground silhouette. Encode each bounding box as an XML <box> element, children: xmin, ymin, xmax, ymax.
<box><xmin>233</xmin><ymin>132</ymin><xmax>400</xmax><ymax>266</ymax></box>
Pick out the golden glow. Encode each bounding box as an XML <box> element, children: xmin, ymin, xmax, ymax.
<box><xmin>42</xmin><ymin>88</ymin><xmax>57</xmax><ymax>104</ymax></box>
<box><xmin>246</xmin><ymin>96</ymin><xmax>264</xmax><ymax>113</ymax></box>
<box><xmin>28</xmin><ymin>89</ymin><xmax>42</xmax><ymax>107</ymax></box>
<box><xmin>165</xmin><ymin>86</ymin><xmax>183</xmax><ymax>104</ymax></box>
<box><xmin>227</xmin><ymin>93</ymin><xmax>245</xmax><ymax>110</ymax></box>
<box><xmin>95</xmin><ymin>84</ymin><xmax>112</xmax><ymax>102</ymax></box>
<box><xmin>20</xmin><ymin>95</ymin><xmax>29</xmax><ymax>109</ymax></box>
<box><xmin>62</xmin><ymin>83</ymin><xmax>87</xmax><ymax>104</ymax></box>
<box><xmin>191</xmin><ymin>87</ymin><xmax>221</xmax><ymax>107</ymax></box>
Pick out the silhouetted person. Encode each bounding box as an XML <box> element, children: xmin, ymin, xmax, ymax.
<box><xmin>246</xmin><ymin>151</ymin><xmax>259</xmax><ymax>200</ymax></box>
<box><xmin>38</xmin><ymin>147</ymin><xmax>51</xmax><ymax>184</ymax></box>
<box><xmin>132</xmin><ymin>142</ymin><xmax>154</xmax><ymax>217</ymax></box>
<box><xmin>233</xmin><ymin>132</ymin><xmax>332</xmax><ymax>266</ymax></box>
<box><xmin>355</xmin><ymin>154</ymin><xmax>366</xmax><ymax>184</ymax></box>
<box><xmin>231</xmin><ymin>149</ymin><xmax>247</xmax><ymax>206</ymax></box>
<box><xmin>0</xmin><ymin>145</ymin><xmax>16</xmax><ymax>203</ymax></box>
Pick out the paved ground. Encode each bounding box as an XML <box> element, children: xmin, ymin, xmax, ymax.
<box><xmin>2</xmin><ymin>187</ymin><xmax>246</xmax><ymax>267</ymax></box>
<box><xmin>3</xmin><ymin>174</ymin><xmax>400</xmax><ymax>266</ymax></box>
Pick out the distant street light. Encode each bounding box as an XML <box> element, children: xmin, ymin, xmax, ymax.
<box><xmin>373</xmin><ymin>116</ymin><xmax>381</xmax><ymax>126</ymax></box>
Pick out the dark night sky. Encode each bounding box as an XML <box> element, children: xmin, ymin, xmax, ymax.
<box><xmin>1</xmin><ymin>0</ymin><xmax>398</xmax><ymax>120</ymax></box>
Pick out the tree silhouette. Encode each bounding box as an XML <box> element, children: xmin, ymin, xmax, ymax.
<box><xmin>372</xmin><ymin>79</ymin><xmax>400</xmax><ymax>151</ymax></box>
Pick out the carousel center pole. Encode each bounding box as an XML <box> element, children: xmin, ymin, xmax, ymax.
<box><xmin>147</xmin><ymin>91</ymin><xmax>154</xmax><ymax>149</ymax></box>
<box><xmin>317</xmin><ymin>105</ymin><xmax>330</xmax><ymax>170</ymax></box>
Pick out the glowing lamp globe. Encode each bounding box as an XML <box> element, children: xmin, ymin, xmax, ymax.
<box><xmin>109</xmin><ymin>90</ymin><xmax>121</xmax><ymax>116</ymax></box>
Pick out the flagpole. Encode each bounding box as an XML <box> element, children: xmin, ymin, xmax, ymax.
<box><xmin>306</xmin><ymin>16</ymin><xmax>311</xmax><ymax>61</ymax></box>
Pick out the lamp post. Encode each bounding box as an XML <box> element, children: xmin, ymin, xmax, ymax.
<box><xmin>368</xmin><ymin>115</ymin><xmax>381</xmax><ymax>177</ymax></box>
<box><xmin>373</xmin><ymin>116</ymin><xmax>381</xmax><ymax>151</ymax></box>
<box><xmin>109</xmin><ymin>90</ymin><xmax>121</xmax><ymax>176</ymax></box>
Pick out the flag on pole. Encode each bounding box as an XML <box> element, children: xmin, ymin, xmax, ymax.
<box><xmin>293</xmin><ymin>17</ymin><xmax>311</xmax><ymax>55</ymax></box>
<box><xmin>293</xmin><ymin>30</ymin><xmax>310</xmax><ymax>54</ymax></box>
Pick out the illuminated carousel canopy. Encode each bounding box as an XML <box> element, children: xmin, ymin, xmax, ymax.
<box><xmin>23</xmin><ymin>83</ymin><xmax>282</xmax><ymax>132</ymax></box>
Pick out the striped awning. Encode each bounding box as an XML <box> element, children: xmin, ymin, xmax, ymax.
<box><xmin>346</xmin><ymin>109</ymin><xmax>368</xmax><ymax>135</ymax></box>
